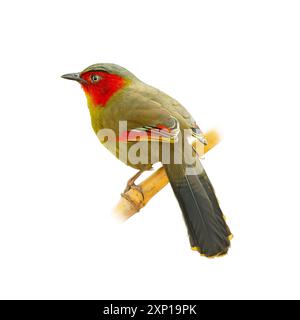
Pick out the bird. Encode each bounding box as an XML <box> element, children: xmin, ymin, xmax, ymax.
<box><xmin>62</xmin><ymin>63</ymin><xmax>232</xmax><ymax>257</ymax></box>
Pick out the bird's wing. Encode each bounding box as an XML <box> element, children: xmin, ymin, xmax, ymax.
<box><xmin>105</xmin><ymin>84</ymin><xmax>205</xmax><ymax>144</ymax></box>
<box><xmin>118</xmin><ymin>108</ymin><xmax>181</xmax><ymax>143</ymax></box>
<box><xmin>109</xmin><ymin>89</ymin><xmax>181</xmax><ymax>143</ymax></box>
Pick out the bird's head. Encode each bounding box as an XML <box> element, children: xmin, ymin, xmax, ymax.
<box><xmin>62</xmin><ymin>63</ymin><xmax>136</xmax><ymax>107</ymax></box>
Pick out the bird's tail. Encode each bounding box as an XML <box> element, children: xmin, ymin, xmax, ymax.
<box><xmin>163</xmin><ymin>160</ymin><xmax>232</xmax><ymax>257</ymax></box>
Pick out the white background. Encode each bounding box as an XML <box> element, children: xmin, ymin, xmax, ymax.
<box><xmin>0</xmin><ymin>0</ymin><xmax>299</xmax><ymax>300</ymax></box>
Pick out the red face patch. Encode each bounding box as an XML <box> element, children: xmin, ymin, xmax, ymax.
<box><xmin>80</xmin><ymin>71</ymin><xmax>125</xmax><ymax>106</ymax></box>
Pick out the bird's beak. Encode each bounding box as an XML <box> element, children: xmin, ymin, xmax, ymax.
<box><xmin>61</xmin><ymin>73</ymin><xmax>87</xmax><ymax>84</ymax></box>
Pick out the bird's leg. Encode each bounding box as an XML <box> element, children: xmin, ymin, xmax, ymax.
<box><xmin>123</xmin><ymin>170</ymin><xmax>144</xmax><ymax>193</ymax></box>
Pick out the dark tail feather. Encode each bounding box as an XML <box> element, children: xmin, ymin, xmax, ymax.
<box><xmin>164</xmin><ymin>161</ymin><xmax>232</xmax><ymax>257</ymax></box>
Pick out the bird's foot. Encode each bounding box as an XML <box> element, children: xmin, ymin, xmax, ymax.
<box><xmin>123</xmin><ymin>170</ymin><xmax>144</xmax><ymax>193</ymax></box>
<box><xmin>123</xmin><ymin>181</ymin><xmax>144</xmax><ymax>201</ymax></box>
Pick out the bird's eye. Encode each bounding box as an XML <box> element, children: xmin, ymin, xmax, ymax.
<box><xmin>91</xmin><ymin>74</ymin><xmax>101</xmax><ymax>83</ymax></box>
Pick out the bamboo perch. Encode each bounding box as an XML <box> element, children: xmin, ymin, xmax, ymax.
<box><xmin>113</xmin><ymin>129</ymin><xmax>221</xmax><ymax>221</ymax></box>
